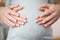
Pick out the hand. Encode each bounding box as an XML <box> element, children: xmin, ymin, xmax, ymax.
<box><xmin>0</xmin><ymin>5</ymin><xmax>27</xmax><ymax>27</ymax></box>
<box><xmin>36</xmin><ymin>4</ymin><xmax>60</xmax><ymax>27</ymax></box>
<box><xmin>9</xmin><ymin>5</ymin><xmax>27</xmax><ymax>27</ymax></box>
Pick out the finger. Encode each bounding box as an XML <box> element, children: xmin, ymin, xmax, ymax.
<box><xmin>11</xmin><ymin>15</ymin><xmax>21</xmax><ymax>20</ymax></box>
<box><xmin>43</xmin><ymin>16</ymin><xmax>58</xmax><ymax>27</ymax></box>
<box><xmin>18</xmin><ymin>18</ymin><xmax>27</xmax><ymax>22</ymax></box>
<box><xmin>15</xmin><ymin>23</ymin><xmax>20</xmax><ymax>27</ymax></box>
<box><xmin>39</xmin><ymin>7</ymin><xmax>47</xmax><ymax>11</ymax></box>
<box><xmin>6</xmin><ymin>14</ymin><xmax>16</xmax><ymax>23</ymax></box>
<box><xmin>36</xmin><ymin>17</ymin><xmax>46</xmax><ymax>25</ymax></box>
<box><xmin>36</xmin><ymin>14</ymin><xmax>47</xmax><ymax>21</ymax></box>
<box><xmin>9</xmin><ymin>10</ymin><xmax>19</xmax><ymax>17</ymax></box>
<box><xmin>39</xmin><ymin>4</ymin><xmax>50</xmax><ymax>11</ymax></box>
<box><xmin>39</xmin><ymin>9</ymin><xmax>54</xmax><ymax>18</ymax></box>
<box><xmin>11</xmin><ymin>15</ymin><xmax>27</xmax><ymax>22</ymax></box>
<box><xmin>20</xmin><ymin>14</ymin><xmax>27</xmax><ymax>20</ymax></box>
<box><xmin>18</xmin><ymin>18</ymin><xmax>27</xmax><ymax>23</ymax></box>
<box><xmin>9</xmin><ymin>5</ymin><xmax>19</xmax><ymax>10</ymax></box>
<box><xmin>35</xmin><ymin>18</ymin><xmax>44</xmax><ymax>23</ymax></box>
<box><xmin>13</xmin><ymin>6</ymin><xmax>23</xmax><ymax>12</ymax></box>
<box><xmin>3</xmin><ymin>17</ymin><xmax>15</xmax><ymax>27</ymax></box>
<box><xmin>3</xmin><ymin>20</ymin><xmax>12</xmax><ymax>27</ymax></box>
<box><xmin>36</xmin><ymin>15</ymin><xmax>41</xmax><ymax>20</ymax></box>
<box><xmin>41</xmin><ymin>12</ymin><xmax>57</xmax><ymax>24</ymax></box>
<box><xmin>39</xmin><ymin>4</ymin><xmax>52</xmax><ymax>10</ymax></box>
<box><xmin>17</xmin><ymin>21</ymin><xmax>25</xmax><ymax>25</ymax></box>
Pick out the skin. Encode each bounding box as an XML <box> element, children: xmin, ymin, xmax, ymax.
<box><xmin>0</xmin><ymin>5</ymin><xmax>27</xmax><ymax>27</ymax></box>
<box><xmin>36</xmin><ymin>0</ymin><xmax>60</xmax><ymax>27</ymax></box>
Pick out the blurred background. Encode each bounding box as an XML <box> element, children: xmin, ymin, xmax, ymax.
<box><xmin>0</xmin><ymin>0</ymin><xmax>60</xmax><ymax>40</ymax></box>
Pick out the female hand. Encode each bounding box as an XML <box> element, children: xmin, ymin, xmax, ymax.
<box><xmin>36</xmin><ymin>4</ymin><xmax>60</xmax><ymax>27</ymax></box>
<box><xmin>0</xmin><ymin>5</ymin><xmax>27</xmax><ymax>27</ymax></box>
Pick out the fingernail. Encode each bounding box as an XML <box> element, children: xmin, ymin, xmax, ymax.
<box><xmin>21</xmin><ymin>23</ymin><xmax>24</xmax><ymax>25</ymax></box>
<box><xmin>38</xmin><ymin>23</ymin><xmax>40</xmax><ymax>25</ymax></box>
<box><xmin>38</xmin><ymin>22</ymin><xmax>42</xmax><ymax>25</ymax></box>
<box><xmin>24</xmin><ymin>17</ymin><xmax>27</xmax><ymax>20</ymax></box>
<box><xmin>35</xmin><ymin>20</ymin><xmax>38</xmax><ymax>23</ymax></box>
<box><xmin>16</xmin><ymin>24</ymin><xmax>19</xmax><ymax>27</ymax></box>
<box><xmin>24</xmin><ymin>20</ymin><xmax>27</xmax><ymax>22</ymax></box>
<box><xmin>20</xmin><ymin>6</ymin><xmax>22</xmax><ymax>8</ymax></box>
<box><xmin>44</xmin><ymin>25</ymin><xmax>47</xmax><ymax>27</ymax></box>
<box><xmin>35</xmin><ymin>19</ymin><xmax>42</xmax><ymax>23</ymax></box>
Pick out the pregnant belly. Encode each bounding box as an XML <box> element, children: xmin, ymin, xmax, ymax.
<box><xmin>7</xmin><ymin>0</ymin><xmax>52</xmax><ymax>40</ymax></box>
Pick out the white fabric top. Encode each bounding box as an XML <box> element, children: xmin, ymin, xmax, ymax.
<box><xmin>6</xmin><ymin>0</ymin><xmax>52</xmax><ymax>40</ymax></box>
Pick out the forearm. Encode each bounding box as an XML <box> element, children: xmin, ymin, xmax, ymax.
<box><xmin>54</xmin><ymin>0</ymin><xmax>60</xmax><ymax>17</ymax></box>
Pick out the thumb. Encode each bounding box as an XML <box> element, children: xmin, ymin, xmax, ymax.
<box><xmin>39</xmin><ymin>4</ymin><xmax>51</xmax><ymax>11</ymax></box>
<box><xmin>9</xmin><ymin>5</ymin><xmax>19</xmax><ymax>10</ymax></box>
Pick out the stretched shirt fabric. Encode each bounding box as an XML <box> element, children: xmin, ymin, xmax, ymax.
<box><xmin>6</xmin><ymin>0</ymin><xmax>52</xmax><ymax>40</ymax></box>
